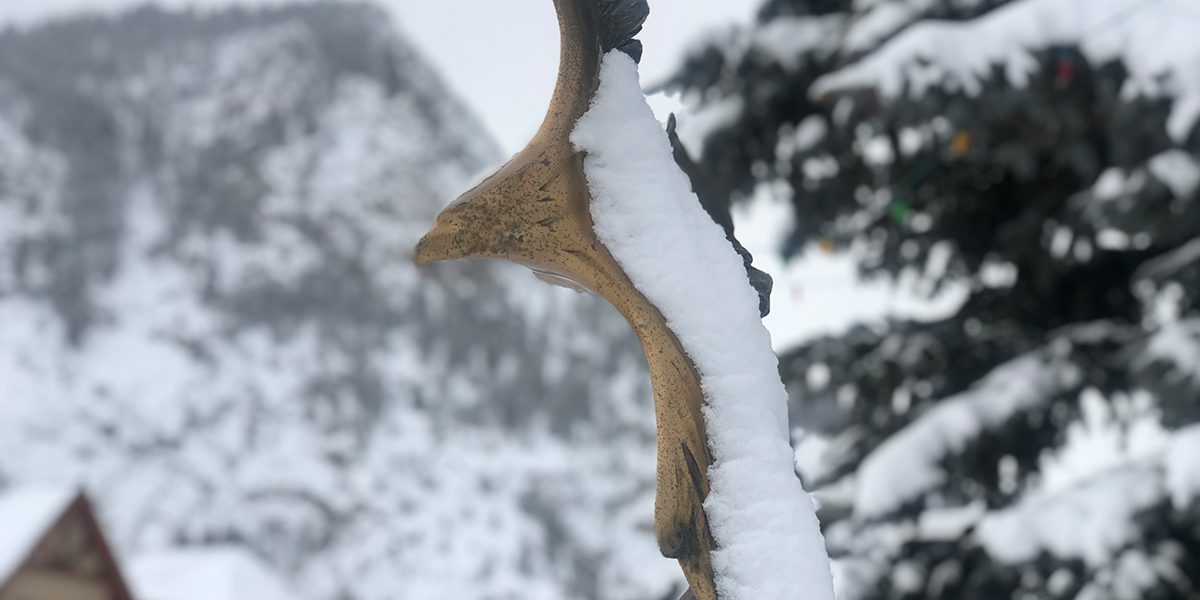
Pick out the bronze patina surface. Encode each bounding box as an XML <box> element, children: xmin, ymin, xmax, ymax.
<box><xmin>413</xmin><ymin>0</ymin><xmax>718</xmax><ymax>597</ymax></box>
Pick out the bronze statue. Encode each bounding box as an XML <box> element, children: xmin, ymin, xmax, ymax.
<box><xmin>416</xmin><ymin>1</ymin><xmax>724</xmax><ymax>597</ymax></box>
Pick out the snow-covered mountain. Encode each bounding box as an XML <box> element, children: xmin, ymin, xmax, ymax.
<box><xmin>0</xmin><ymin>4</ymin><xmax>680</xmax><ymax>599</ymax></box>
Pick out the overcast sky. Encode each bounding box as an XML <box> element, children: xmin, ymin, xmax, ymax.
<box><xmin>0</xmin><ymin>0</ymin><xmax>754</xmax><ymax>152</ymax></box>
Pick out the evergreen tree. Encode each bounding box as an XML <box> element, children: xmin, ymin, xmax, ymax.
<box><xmin>670</xmin><ymin>1</ymin><xmax>1200</xmax><ymax>598</ymax></box>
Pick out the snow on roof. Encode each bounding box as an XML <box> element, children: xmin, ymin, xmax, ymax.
<box><xmin>571</xmin><ymin>50</ymin><xmax>835</xmax><ymax>600</ymax></box>
<box><xmin>0</xmin><ymin>484</ymin><xmax>78</xmax><ymax>586</ymax></box>
<box><xmin>128</xmin><ymin>546</ymin><xmax>297</xmax><ymax>600</ymax></box>
<box><xmin>812</xmin><ymin>0</ymin><xmax>1200</xmax><ymax>140</ymax></box>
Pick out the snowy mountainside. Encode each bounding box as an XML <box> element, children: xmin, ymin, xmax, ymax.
<box><xmin>0</xmin><ymin>5</ymin><xmax>676</xmax><ymax>599</ymax></box>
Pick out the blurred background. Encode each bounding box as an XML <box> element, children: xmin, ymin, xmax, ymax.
<box><xmin>1</xmin><ymin>1</ymin><xmax>1198</xmax><ymax>599</ymax></box>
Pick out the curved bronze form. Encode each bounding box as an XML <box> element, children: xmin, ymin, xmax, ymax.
<box><xmin>414</xmin><ymin>1</ymin><xmax>718</xmax><ymax>598</ymax></box>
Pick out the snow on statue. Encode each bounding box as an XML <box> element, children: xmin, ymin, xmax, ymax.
<box><xmin>415</xmin><ymin>0</ymin><xmax>835</xmax><ymax>599</ymax></box>
<box><xmin>573</xmin><ymin>49</ymin><xmax>833</xmax><ymax>600</ymax></box>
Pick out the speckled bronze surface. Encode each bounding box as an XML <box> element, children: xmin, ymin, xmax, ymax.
<box><xmin>413</xmin><ymin>1</ymin><xmax>718</xmax><ymax>598</ymax></box>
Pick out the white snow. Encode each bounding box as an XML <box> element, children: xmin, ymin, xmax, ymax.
<box><xmin>1147</xmin><ymin>150</ymin><xmax>1200</xmax><ymax>199</ymax></box>
<box><xmin>811</xmin><ymin>407</ymin><xmax>1199</xmax><ymax>597</ymax></box>
<box><xmin>1141</xmin><ymin>319</ymin><xmax>1200</xmax><ymax>384</ymax></box>
<box><xmin>853</xmin><ymin>354</ymin><xmax>1056</xmax><ymax>518</ymax></box>
<box><xmin>975</xmin><ymin>418</ymin><xmax>1200</xmax><ymax>566</ymax></box>
<box><xmin>128</xmin><ymin>546</ymin><xmax>298</xmax><ymax>600</ymax></box>
<box><xmin>1075</xmin><ymin>547</ymin><xmax>1171</xmax><ymax>600</ymax></box>
<box><xmin>752</xmin><ymin>15</ymin><xmax>845</xmax><ymax>70</ymax></box>
<box><xmin>1137</xmin><ymin>237</ymin><xmax>1200</xmax><ymax>282</ymax></box>
<box><xmin>800</xmin><ymin>353</ymin><xmax>1198</xmax><ymax>596</ymax></box>
<box><xmin>975</xmin><ymin>419</ymin><xmax>1200</xmax><ymax>566</ymax></box>
<box><xmin>0</xmin><ymin>485</ymin><xmax>77</xmax><ymax>585</ymax></box>
<box><xmin>675</xmin><ymin>96</ymin><xmax>745</xmax><ymax>157</ymax></box>
<box><xmin>1165</xmin><ymin>425</ymin><xmax>1200</xmax><ymax>509</ymax></box>
<box><xmin>977</xmin><ymin>463</ymin><xmax>1162</xmax><ymax>566</ymax></box>
<box><xmin>1038</xmin><ymin>389</ymin><xmax>1169</xmax><ymax>493</ymax></box>
<box><xmin>777</xmin><ymin>116</ymin><xmax>828</xmax><ymax>161</ymax></box>
<box><xmin>916</xmin><ymin>502</ymin><xmax>985</xmax><ymax>541</ymax></box>
<box><xmin>571</xmin><ymin>50</ymin><xmax>835</xmax><ymax>600</ymax></box>
<box><xmin>846</xmin><ymin>0</ymin><xmax>994</xmax><ymax>54</ymax></box>
<box><xmin>812</xmin><ymin>0</ymin><xmax>1200</xmax><ymax>140</ymax></box>
<box><xmin>844</xmin><ymin>3</ymin><xmax>912</xmax><ymax>51</ymax></box>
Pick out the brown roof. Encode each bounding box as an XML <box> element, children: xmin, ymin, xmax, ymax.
<box><xmin>0</xmin><ymin>487</ymin><xmax>133</xmax><ymax>600</ymax></box>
